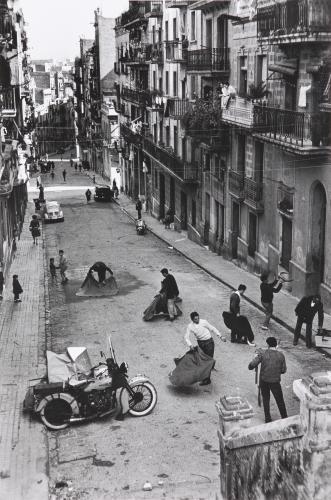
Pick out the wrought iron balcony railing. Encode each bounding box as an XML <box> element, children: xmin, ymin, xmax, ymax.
<box><xmin>165</xmin><ymin>41</ymin><xmax>187</xmax><ymax>62</ymax></box>
<box><xmin>168</xmin><ymin>98</ymin><xmax>190</xmax><ymax>118</ymax></box>
<box><xmin>120</xmin><ymin>123</ymin><xmax>143</xmax><ymax>146</ymax></box>
<box><xmin>244</xmin><ymin>177</ymin><xmax>264</xmax><ymax>213</ymax></box>
<box><xmin>145</xmin><ymin>43</ymin><xmax>164</xmax><ymax>63</ymax></box>
<box><xmin>121</xmin><ymin>87</ymin><xmax>149</xmax><ymax>106</ymax></box>
<box><xmin>257</xmin><ymin>0</ymin><xmax>331</xmax><ymax>40</ymax></box>
<box><xmin>187</xmin><ymin>48</ymin><xmax>230</xmax><ymax>72</ymax></box>
<box><xmin>221</xmin><ymin>97</ymin><xmax>255</xmax><ymax>127</ymax></box>
<box><xmin>0</xmin><ymin>87</ymin><xmax>16</xmax><ymax>117</ymax></box>
<box><xmin>143</xmin><ymin>136</ymin><xmax>199</xmax><ymax>182</ymax></box>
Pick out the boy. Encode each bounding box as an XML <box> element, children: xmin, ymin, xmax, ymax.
<box><xmin>49</xmin><ymin>258</ymin><xmax>57</xmax><ymax>279</ymax></box>
<box><xmin>13</xmin><ymin>275</ymin><xmax>23</xmax><ymax>302</ymax></box>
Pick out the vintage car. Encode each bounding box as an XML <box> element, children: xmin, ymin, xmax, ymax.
<box><xmin>94</xmin><ymin>185</ymin><xmax>114</xmax><ymax>202</ymax></box>
<box><xmin>44</xmin><ymin>201</ymin><xmax>64</xmax><ymax>223</ymax></box>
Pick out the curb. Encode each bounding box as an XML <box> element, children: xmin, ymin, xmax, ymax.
<box><xmin>115</xmin><ymin>199</ymin><xmax>331</xmax><ymax>359</ymax></box>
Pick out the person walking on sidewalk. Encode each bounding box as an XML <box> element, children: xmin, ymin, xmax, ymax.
<box><xmin>248</xmin><ymin>337</ymin><xmax>287</xmax><ymax>423</ymax></box>
<box><xmin>0</xmin><ymin>262</ymin><xmax>4</xmax><ymax>300</ymax></box>
<box><xmin>29</xmin><ymin>215</ymin><xmax>40</xmax><ymax>245</ymax></box>
<box><xmin>136</xmin><ymin>198</ymin><xmax>142</xmax><ymax>220</ymax></box>
<box><xmin>49</xmin><ymin>258</ymin><xmax>57</xmax><ymax>280</ymax></box>
<box><xmin>58</xmin><ymin>250</ymin><xmax>68</xmax><ymax>284</ymax></box>
<box><xmin>85</xmin><ymin>189</ymin><xmax>92</xmax><ymax>203</ymax></box>
<box><xmin>260</xmin><ymin>272</ymin><xmax>283</xmax><ymax>330</ymax></box>
<box><xmin>293</xmin><ymin>294</ymin><xmax>324</xmax><ymax>348</ymax></box>
<box><xmin>161</xmin><ymin>268</ymin><xmax>179</xmax><ymax>321</ymax></box>
<box><xmin>12</xmin><ymin>274</ymin><xmax>23</xmax><ymax>302</ymax></box>
<box><xmin>229</xmin><ymin>284</ymin><xmax>246</xmax><ymax>342</ymax></box>
<box><xmin>62</xmin><ymin>169</ymin><xmax>67</xmax><ymax>182</ymax></box>
<box><xmin>185</xmin><ymin>311</ymin><xmax>227</xmax><ymax>386</ymax></box>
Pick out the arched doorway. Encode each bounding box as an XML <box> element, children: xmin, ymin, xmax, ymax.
<box><xmin>310</xmin><ymin>182</ymin><xmax>326</xmax><ymax>291</ymax></box>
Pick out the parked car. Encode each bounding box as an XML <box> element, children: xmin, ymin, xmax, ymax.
<box><xmin>94</xmin><ymin>185</ymin><xmax>114</xmax><ymax>202</ymax></box>
<box><xmin>44</xmin><ymin>201</ymin><xmax>64</xmax><ymax>223</ymax></box>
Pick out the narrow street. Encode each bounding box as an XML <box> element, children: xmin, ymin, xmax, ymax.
<box><xmin>39</xmin><ymin>157</ymin><xmax>331</xmax><ymax>499</ymax></box>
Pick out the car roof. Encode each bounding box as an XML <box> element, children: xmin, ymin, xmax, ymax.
<box><xmin>46</xmin><ymin>201</ymin><xmax>60</xmax><ymax>207</ymax></box>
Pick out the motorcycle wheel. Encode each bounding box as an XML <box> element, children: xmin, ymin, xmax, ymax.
<box><xmin>40</xmin><ymin>399</ymin><xmax>72</xmax><ymax>430</ymax></box>
<box><xmin>128</xmin><ymin>381</ymin><xmax>157</xmax><ymax>417</ymax></box>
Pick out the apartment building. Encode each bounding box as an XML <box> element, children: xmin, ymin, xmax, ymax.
<box><xmin>113</xmin><ymin>0</ymin><xmax>331</xmax><ymax>309</ymax></box>
<box><xmin>0</xmin><ymin>0</ymin><xmax>32</xmax><ymax>270</ymax></box>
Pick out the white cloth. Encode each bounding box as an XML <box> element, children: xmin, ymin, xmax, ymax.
<box><xmin>298</xmin><ymin>85</ymin><xmax>311</xmax><ymax>108</ymax></box>
<box><xmin>185</xmin><ymin>319</ymin><xmax>222</xmax><ymax>348</ymax></box>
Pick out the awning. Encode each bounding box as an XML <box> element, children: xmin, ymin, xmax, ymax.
<box><xmin>269</xmin><ymin>58</ymin><xmax>298</xmax><ymax>77</ymax></box>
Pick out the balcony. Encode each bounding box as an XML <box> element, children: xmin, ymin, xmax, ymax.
<box><xmin>165</xmin><ymin>41</ymin><xmax>187</xmax><ymax>63</ymax></box>
<box><xmin>166</xmin><ymin>1</ymin><xmax>195</xmax><ymax>7</ymax></box>
<box><xmin>120</xmin><ymin>44</ymin><xmax>149</xmax><ymax>65</ymax></box>
<box><xmin>168</xmin><ymin>98</ymin><xmax>190</xmax><ymax>118</ymax></box>
<box><xmin>0</xmin><ymin>163</ymin><xmax>15</xmax><ymax>198</ymax></box>
<box><xmin>228</xmin><ymin>170</ymin><xmax>245</xmax><ymax>200</ymax></box>
<box><xmin>0</xmin><ymin>12</ymin><xmax>13</xmax><ymax>44</ymax></box>
<box><xmin>244</xmin><ymin>177</ymin><xmax>264</xmax><ymax>213</ymax></box>
<box><xmin>121</xmin><ymin>87</ymin><xmax>149</xmax><ymax>107</ymax></box>
<box><xmin>257</xmin><ymin>0</ymin><xmax>331</xmax><ymax>44</ymax></box>
<box><xmin>145</xmin><ymin>1</ymin><xmax>163</xmax><ymax>17</ymax></box>
<box><xmin>0</xmin><ymin>87</ymin><xmax>16</xmax><ymax>117</ymax></box>
<box><xmin>187</xmin><ymin>48</ymin><xmax>230</xmax><ymax>73</ymax></box>
<box><xmin>143</xmin><ymin>136</ymin><xmax>199</xmax><ymax>183</ymax></box>
<box><xmin>145</xmin><ymin>43</ymin><xmax>163</xmax><ymax>64</ymax></box>
<box><xmin>120</xmin><ymin>123</ymin><xmax>143</xmax><ymax>146</ymax></box>
<box><xmin>221</xmin><ymin>96</ymin><xmax>256</xmax><ymax>128</ymax></box>
<box><xmin>253</xmin><ymin>104</ymin><xmax>331</xmax><ymax>154</ymax></box>
<box><xmin>118</xmin><ymin>3</ymin><xmax>147</xmax><ymax>28</ymax></box>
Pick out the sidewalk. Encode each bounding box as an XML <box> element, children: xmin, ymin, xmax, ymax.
<box><xmin>0</xmin><ymin>186</ymin><xmax>48</xmax><ymax>499</ymax></box>
<box><xmin>86</xmin><ymin>171</ymin><xmax>331</xmax><ymax>354</ymax></box>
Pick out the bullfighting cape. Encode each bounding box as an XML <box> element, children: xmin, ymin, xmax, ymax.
<box><xmin>76</xmin><ymin>272</ymin><xmax>118</xmax><ymax>297</ymax></box>
<box><xmin>169</xmin><ymin>347</ymin><xmax>215</xmax><ymax>386</ymax></box>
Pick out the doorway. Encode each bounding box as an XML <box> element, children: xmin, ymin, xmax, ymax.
<box><xmin>180</xmin><ymin>191</ymin><xmax>187</xmax><ymax>229</ymax></box>
<box><xmin>159</xmin><ymin>173</ymin><xmax>165</xmax><ymax>219</ymax></box>
<box><xmin>232</xmin><ymin>201</ymin><xmax>240</xmax><ymax>258</ymax></box>
<box><xmin>281</xmin><ymin>217</ymin><xmax>292</xmax><ymax>270</ymax></box>
<box><xmin>170</xmin><ymin>177</ymin><xmax>175</xmax><ymax>211</ymax></box>
<box><xmin>248</xmin><ymin>212</ymin><xmax>257</xmax><ymax>257</ymax></box>
<box><xmin>310</xmin><ymin>182</ymin><xmax>326</xmax><ymax>288</ymax></box>
<box><xmin>206</xmin><ymin>19</ymin><xmax>212</xmax><ymax>48</ymax></box>
<box><xmin>204</xmin><ymin>193</ymin><xmax>210</xmax><ymax>244</ymax></box>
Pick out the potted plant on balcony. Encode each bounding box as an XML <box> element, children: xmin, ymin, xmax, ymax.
<box><xmin>245</xmin><ymin>82</ymin><xmax>270</xmax><ymax>102</ymax></box>
<box><xmin>181</xmin><ymin>95</ymin><xmax>222</xmax><ymax>138</ymax></box>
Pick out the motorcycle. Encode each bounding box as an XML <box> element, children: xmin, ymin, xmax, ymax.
<box><xmin>23</xmin><ymin>336</ymin><xmax>157</xmax><ymax>430</ymax></box>
<box><xmin>136</xmin><ymin>219</ymin><xmax>146</xmax><ymax>235</ymax></box>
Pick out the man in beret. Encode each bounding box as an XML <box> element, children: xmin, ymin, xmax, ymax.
<box><xmin>248</xmin><ymin>337</ymin><xmax>287</xmax><ymax>423</ymax></box>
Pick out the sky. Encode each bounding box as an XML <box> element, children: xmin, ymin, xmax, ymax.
<box><xmin>20</xmin><ymin>0</ymin><xmax>129</xmax><ymax>61</ymax></box>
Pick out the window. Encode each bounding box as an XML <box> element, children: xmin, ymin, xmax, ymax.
<box><xmin>174</xmin><ymin>125</ymin><xmax>178</xmax><ymax>155</ymax></box>
<box><xmin>181</xmin><ymin>80</ymin><xmax>185</xmax><ymax>99</ymax></box>
<box><xmin>254</xmin><ymin>141</ymin><xmax>264</xmax><ymax>183</ymax></box>
<box><xmin>153</xmin><ymin>123</ymin><xmax>157</xmax><ymax>143</ymax></box>
<box><xmin>165</xmin><ymin>20</ymin><xmax>169</xmax><ymax>41</ymax></box>
<box><xmin>165</xmin><ymin>71</ymin><xmax>169</xmax><ymax>94</ymax></box>
<box><xmin>173</xmin><ymin>18</ymin><xmax>177</xmax><ymax>40</ymax></box>
<box><xmin>239</xmin><ymin>56</ymin><xmax>248</xmax><ymax>97</ymax></box>
<box><xmin>173</xmin><ymin>71</ymin><xmax>177</xmax><ymax>96</ymax></box>
<box><xmin>166</xmin><ymin>126</ymin><xmax>170</xmax><ymax>146</ymax></box>
<box><xmin>192</xmin><ymin>199</ymin><xmax>196</xmax><ymax>227</ymax></box>
<box><xmin>215</xmin><ymin>201</ymin><xmax>225</xmax><ymax>243</ymax></box>
<box><xmin>256</xmin><ymin>54</ymin><xmax>267</xmax><ymax>87</ymax></box>
<box><xmin>190</xmin><ymin>75</ymin><xmax>196</xmax><ymax>98</ymax></box>
<box><xmin>152</xmin><ymin>25</ymin><xmax>155</xmax><ymax>45</ymax></box>
<box><xmin>237</xmin><ymin>134</ymin><xmax>246</xmax><ymax>174</ymax></box>
<box><xmin>182</xmin><ymin>12</ymin><xmax>186</xmax><ymax>33</ymax></box>
<box><xmin>154</xmin><ymin>169</ymin><xmax>158</xmax><ymax>188</ymax></box>
<box><xmin>248</xmin><ymin>212</ymin><xmax>257</xmax><ymax>257</ymax></box>
<box><xmin>153</xmin><ymin>70</ymin><xmax>156</xmax><ymax>90</ymax></box>
<box><xmin>159</xmin><ymin>76</ymin><xmax>163</xmax><ymax>92</ymax></box>
<box><xmin>182</xmin><ymin>137</ymin><xmax>186</xmax><ymax>161</ymax></box>
<box><xmin>159</xmin><ymin>120</ymin><xmax>163</xmax><ymax>144</ymax></box>
<box><xmin>203</xmin><ymin>151</ymin><xmax>210</xmax><ymax>172</ymax></box>
<box><xmin>191</xmin><ymin>12</ymin><xmax>196</xmax><ymax>41</ymax></box>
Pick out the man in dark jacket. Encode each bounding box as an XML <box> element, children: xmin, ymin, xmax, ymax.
<box><xmin>248</xmin><ymin>337</ymin><xmax>287</xmax><ymax>423</ymax></box>
<box><xmin>136</xmin><ymin>199</ymin><xmax>142</xmax><ymax>220</ymax></box>
<box><xmin>229</xmin><ymin>284</ymin><xmax>246</xmax><ymax>343</ymax></box>
<box><xmin>161</xmin><ymin>268</ymin><xmax>179</xmax><ymax>321</ymax></box>
<box><xmin>293</xmin><ymin>294</ymin><xmax>324</xmax><ymax>348</ymax></box>
<box><xmin>260</xmin><ymin>272</ymin><xmax>283</xmax><ymax>330</ymax></box>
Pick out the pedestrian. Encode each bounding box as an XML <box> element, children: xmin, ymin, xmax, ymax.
<box><xmin>29</xmin><ymin>214</ymin><xmax>41</xmax><ymax>245</ymax></box>
<box><xmin>70</xmin><ymin>158</ymin><xmax>73</xmax><ymax>168</ymax></box>
<box><xmin>58</xmin><ymin>250</ymin><xmax>68</xmax><ymax>284</ymax></box>
<box><xmin>229</xmin><ymin>284</ymin><xmax>246</xmax><ymax>342</ymax></box>
<box><xmin>85</xmin><ymin>188</ymin><xmax>92</xmax><ymax>203</ymax></box>
<box><xmin>62</xmin><ymin>169</ymin><xmax>66</xmax><ymax>182</ymax></box>
<box><xmin>79</xmin><ymin>163</ymin><xmax>82</xmax><ymax>173</ymax></box>
<box><xmin>248</xmin><ymin>337</ymin><xmax>288</xmax><ymax>423</ymax></box>
<box><xmin>38</xmin><ymin>184</ymin><xmax>44</xmax><ymax>201</ymax></box>
<box><xmin>0</xmin><ymin>262</ymin><xmax>4</xmax><ymax>300</ymax></box>
<box><xmin>12</xmin><ymin>274</ymin><xmax>23</xmax><ymax>303</ymax></box>
<box><xmin>51</xmin><ymin>171</ymin><xmax>55</xmax><ymax>181</ymax></box>
<box><xmin>49</xmin><ymin>258</ymin><xmax>57</xmax><ymax>279</ymax></box>
<box><xmin>260</xmin><ymin>272</ymin><xmax>283</xmax><ymax>330</ymax></box>
<box><xmin>75</xmin><ymin>163</ymin><xmax>78</xmax><ymax>172</ymax></box>
<box><xmin>185</xmin><ymin>311</ymin><xmax>226</xmax><ymax>386</ymax></box>
<box><xmin>136</xmin><ymin>198</ymin><xmax>142</xmax><ymax>220</ymax></box>
<box><xmin>92</xmin><ymin>175</ymin><xmax>96</xmax><ymax>184</ymax></box>
<box><xmin>51</xmin><ymin>162</ymin><xmax>55</xmax><ymax>171</ymax></box>
<box><xmin>160</xmin><ymin>268</ymin><xmax>179</xmax><ymax>321</ymax></box>
<box><xmin>293</xmin><ymin>294</ymin><xmax>324</xmax><ymax>348</ymax></box>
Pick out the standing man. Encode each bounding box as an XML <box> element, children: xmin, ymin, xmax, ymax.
<box><xmin>62</xmin><ymin>169</ymin><xmax>67</xmax><ymax>182</ymax></box>
<box><xmin>58</xmin><ymin>250</ymin><xmax>68</xmax><ymax>284</ymax></box>
<box><xmin>248</xmin><ymin>337</ymin><xmax>287</xmax><ymax>423</ymax></box>
<box><xmin>161</xmin><ymin>268</ymin><xmax>179</xmax><ymax>321</ymax></box>
<box><xmin>0</xmin><ymin>262</ymin><xmax>4</xmax><ymax>300</ymax></box>
<box><xmin>260</xmin><ymin>272</ymin><xmax>283</xmax><ymax>330</ymax></box>
<box><xmin>229</xmin><ymin>284</ymin><xmax>246</xmax><ymax>343</ymax></box>
<box><xmin>136</xmin><ymin>198</ymin><xmax>142</xmax><ymax>220</ymax></box>
<box><xmin>293</xmin><ymin>294</ymin><xmax>324</xmax><ymax>348</ymax></box>
<box><xmin>185</xmin><ymin>311</ymin><xmax>226</xmax><ymax>386</ymax></box>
